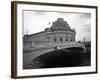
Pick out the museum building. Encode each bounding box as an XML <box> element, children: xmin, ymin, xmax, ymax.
<box><xmin>23</xmin><ymin>18</ymin><xmax>76</xmax><ymax>51</ymax></box>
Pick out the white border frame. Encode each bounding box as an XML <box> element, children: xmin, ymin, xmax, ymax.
<box><xmin>15</xmin><ymin>2</ymin><xmax>97</xmax><ymax>77</ymax></box>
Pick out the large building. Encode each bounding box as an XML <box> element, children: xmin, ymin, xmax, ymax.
<box><xmin>23</xmin><ymin>18</ymin><xmax>76</xmax><ymax>51</ymax></box>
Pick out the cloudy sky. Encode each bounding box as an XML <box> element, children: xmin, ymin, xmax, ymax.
<box><xmin>23</xmin><ymin>10</ymin><xmax>91</xmax><ymax>41</ymax></box>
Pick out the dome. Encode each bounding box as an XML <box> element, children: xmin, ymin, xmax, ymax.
<box><xmin>45</xmin><ymin>18</ymin><xmax>75</xmax><ymax>32</ymax></box>
<box><xmin>50</xmin><ymin>18</ymin><xmax>75</xmax><ymax>32</ymax></box>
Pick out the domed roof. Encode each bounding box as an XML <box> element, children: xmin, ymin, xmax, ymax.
<box><xmin>50</xmin><ymin>18</ymin><xmax>75</xmax><ymax>32</ymax></box>
<box><xmin>45</xmin><ymin>18</ymin><xmax>75</xmax><ymax>32</ymax></box>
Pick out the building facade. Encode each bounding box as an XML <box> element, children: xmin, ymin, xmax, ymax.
<box><xmin>23</xmin><ymin>18</ymin><xmax>76</xmax><ymax>51</ymax></box>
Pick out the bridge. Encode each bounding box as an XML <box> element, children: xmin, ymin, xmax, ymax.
<box><xmin>23</xmin><ymin>42</ymin><xmax>86</xmax><ymax>69</ymax></box>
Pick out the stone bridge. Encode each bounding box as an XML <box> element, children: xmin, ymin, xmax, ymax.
<box><xmin>23</xmin><ymin>42</ymin><xmax>86</xmax><ymax>68</ymax></box>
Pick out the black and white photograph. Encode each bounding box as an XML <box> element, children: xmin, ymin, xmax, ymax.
<box><xmin>23</xmin><ymin>11</ymin><xmax>91</xmax><ymax>69</ymax></box>
<box><xmin>11</xmin><ymin>1</ymin><xmax>97</xmax><ymax>78</ymax></box>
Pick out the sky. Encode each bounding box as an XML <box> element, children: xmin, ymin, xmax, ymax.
<box><xmin>23</xmin><ymin>10</ymin><xmax>91</xmax><ymax>42</ymax></box>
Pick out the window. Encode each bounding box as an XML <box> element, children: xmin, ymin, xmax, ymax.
<box><xmin>66</xmin><ymin>39</ymin><xmax>68</xmax><ymax>41</ymax></box>
<box><xmin>53</xmin><ymin>36</ymin><xmax>57</xmax><ymax>42</ymax></box>
<box><xmin>60</xmin><ymin>38</ymin><xmax>63</xmax><ymax>41</ymax></box>
<box><xmin>54</xmin><ymin>38</ymin><xmax>56</xmax><ymax>41</ymax></box>
<box><xmin>47</xmin><ymin>36</ymin><xmax>50</xmax><ymax>39</ymax></box>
